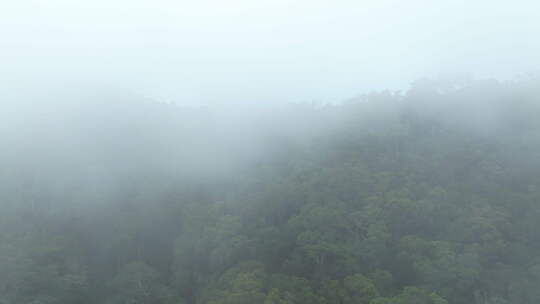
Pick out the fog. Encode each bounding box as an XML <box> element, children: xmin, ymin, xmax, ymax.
<box><xmin>2</xmin><ymin>0</ymin><xmax>539</xmax><ymax>104</ymax></box>
<box><xmin>3</xmin><ymin>2</ymin><xmax>540</xmax><ymax>304</ymax></box>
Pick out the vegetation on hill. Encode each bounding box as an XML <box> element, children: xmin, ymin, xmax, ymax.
<box><xmin>2</xmin><ymin>76</ymin><xmax>540</xmax><ymax>304</ymax></box>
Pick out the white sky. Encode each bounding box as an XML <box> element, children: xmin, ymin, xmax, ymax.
<box><xmin>1</xmin><ymin>0</ymin><xmax>539</xmax><ymax>104</ymax></box>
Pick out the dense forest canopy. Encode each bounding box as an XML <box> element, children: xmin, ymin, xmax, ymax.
<box><xmin>2</xmin><ymin>76</ymin><xmax>540</xmax><ymax>304</ymax></box>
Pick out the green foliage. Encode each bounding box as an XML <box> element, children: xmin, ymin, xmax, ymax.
<box><xmin>2</xmin><ymin>77</ymin><xmax>540</xmax><ymax>303</ymax></box>
<box><xmin>106</xmin><ymin>262</ymin><xmax>177</xmax><ymax>304</ymax></box>
<box><xmin>371</xmin><ymin>287</ymin><xmax>448</xmax><ymax>304</ymax></box>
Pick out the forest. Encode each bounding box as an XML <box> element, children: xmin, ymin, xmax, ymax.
<box><xmin>1</xmin><ymin>76</ymin><xmax>540</xmax><ymax>304</ymax></box>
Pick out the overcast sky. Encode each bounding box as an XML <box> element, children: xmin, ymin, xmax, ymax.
<box><xmin>1</xmin><ymin>0</ymin><xmax>539</xmax><ymax>104</ymax></box>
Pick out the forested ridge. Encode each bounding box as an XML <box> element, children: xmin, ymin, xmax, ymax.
<box><xmin>2</xmin><ymin>77</ymin><xmax>540</xmax><ymax>304</ymax></box>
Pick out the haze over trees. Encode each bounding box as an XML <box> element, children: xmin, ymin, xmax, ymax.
<box><xmin>1</xmin><ymin>76</ymin><xmax>540</xmax><ymax>304</ymax></box>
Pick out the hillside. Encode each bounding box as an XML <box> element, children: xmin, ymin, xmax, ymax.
<box><xmin>1</xmin><ymin>77</ymin><xmax>540</xmax><ymax>304</ymax></box>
